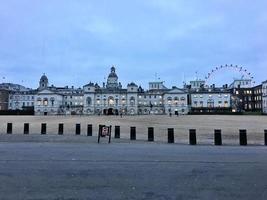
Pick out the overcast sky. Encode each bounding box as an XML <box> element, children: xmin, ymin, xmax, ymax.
<box><xmin>0</xmin><ymin>0</ymin><xmax>266</xmax><ymax>89</ymax></box>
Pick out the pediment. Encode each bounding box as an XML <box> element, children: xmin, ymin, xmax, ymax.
<box><xmin>166</xmin><ymin>88</ymin><xmax>186</xmax><ymax>94</ymax></box>
<box><xmin>37</xmin><ymin>89</ymin><xmax>56</xmax><ymax>95</ymax></box>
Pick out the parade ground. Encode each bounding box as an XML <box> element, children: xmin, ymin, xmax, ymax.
<box><xmin>0</xmin><ymin>115</ymin><xmax>267</xmax><ymax>199</ymax></box>
<box><xmin>0</xmin><ymin>115</ymin><xmax>266</xmax><ymax>145</ymax></box>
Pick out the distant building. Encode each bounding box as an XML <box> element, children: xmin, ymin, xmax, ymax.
<box><xmin>8</xmin><ymin>90</ymin><xmax>36</xmax><ymax>111</ymax></box>
<box><xmin>230</xmin><ymin>80</ymin><xmax>262</xmax><ymax>113</ymax></box>
<box><xmin>0</xmin><ymin>89</ymin><xmax>9</xmax><ymax>110</ymax></box>
<box><xmin>252</xmin><ymin>84</ymin><xmax>262</xmax><ymax>113</ymax></box>
<box><xmin>190</xmin><ymin>87</ymin><xmax>231</xmax><ymax>113</ymax></box>
<box><xmin>262</xmin><ymin>81</ymin><xmax>267</xmax><ymax>114</ymax></box>
<box><xmin>229</xmin><ymin>79</ymin><xmax>252</xmax><ymax>89</ymax></box>
<box><xmin>3</xmin><ymin>67</ymin><xmax>266</xmax><ymax>115</ymax></box>
<box><xmin>32</xmin><ymin>67</ymin><xmax>189</xmax><ymax>115</ymax></box>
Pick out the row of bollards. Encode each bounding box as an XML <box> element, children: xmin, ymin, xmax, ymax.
<box><xmin>5</xmin><ymin>123</ymin><xmax>93</xmax><ymax>136</ymax></box>
<box><xmin>3</xmin><ymin>123</ymin><xmax>267</xmax><ymax>146</ymax></box>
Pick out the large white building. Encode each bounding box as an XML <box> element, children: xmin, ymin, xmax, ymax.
<box><xmin>5</xmin><ymin>67</ymin><xmax>264</xmax><ymax>115</ymax></box>
<box><xmin>262</xmin><ymin>80</ymin><xmax>267</xmax><ymax>114</ymax></box>
<box><xmin>33</xmin><ymin>67</ymin><xmax>189</xmax><ymax>115</ymax></box>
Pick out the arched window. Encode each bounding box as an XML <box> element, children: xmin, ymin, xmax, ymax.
<box><xmin>50</xmin><ymin>97</ymin><xmax>55</xmax><ymax>106</ymax></box>
<box><xmin>122</xmin><ymin>98</ymin><xmax>126</xmax><ymax>106</ymax></box>
<box><xmin>43</xmin><ymin>98</ymin><xmax>48</xmax><ymax>106</ymax></box>
<box><xmin>174</xmin><ymin>97</ymin><xmax>179</xmax><ymax>105</ymax></box>
<box><xmin>87</xmin><ymin>97</ymin><xmax>92</xmax><ymax>105</ymax></box>
<box><xmin>130</xmin><ymin>97</ymin><xmax>135</xmax><ymax>106</ymax></box>
<box><xmin>167</xmin><ymin>97</ymin><xmax>172</xmax><ymax>105</ymax></box>
<box><xmin>207</xmin><ymin>99</ymin><xmax>214</xmax><ymax>108</ymax></box>
<box><xmin>108</xmin><ymin>96</ymin><xmax>114</xmax><ymax>106</ymax></box>
<box><xmin>37</xmin><ymin>97</ymin><xmax>42</xmax><ymax>106</ymax></box>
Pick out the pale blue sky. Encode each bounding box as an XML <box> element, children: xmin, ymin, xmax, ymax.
<box><xmin>0</xmin><ymin>0</ymin><xmax>266</xmax><ymax>89</ymax></box>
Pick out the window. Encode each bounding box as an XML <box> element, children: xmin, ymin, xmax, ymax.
<box><xmin>130</xmin><ymin>97</ymin><xmax>135</xmax><ymax>106</ymax></box>
<box><xmin>167</xmin><ymin>97</ymin><xmax>172</xmax><ymax>105</ymax></box>
<box><xmin>37</xmin><ymin>98</ymin><xmax>42</xmax><ymax>106</ymax></box>
<box><xmin>122</xmin><ymin>99</ymin><xmax>126</xmax><ymax>106</ymax></box>
<box><xmin>87</xmin><ymin>97</ymin><xmax>92</xmax><ymax>105</ymax></box>
<box><xmin>50</xmin><ymin>97</ymin><xmax>55</xmax><ymax>106</ymax></box>
<box><xmin>108</xmin><ymin>97</ymin><xmax>114</xmax><ymax>106</ymax></box>
<box><xmin>43</xmin><ymin>98</ymin><xmax>48</xmax><ymax>106</ymax></box>
<box><xmin>174</xmin><ymin>97</ymin><xmax>178</xmax><ymax>105</ymax></box>
<box><xmin>207</xmin><ymin>99</ymin><xmax>214</xmax><ymax>108</ymax></box>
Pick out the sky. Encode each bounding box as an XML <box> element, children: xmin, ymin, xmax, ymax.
<box><xmin>0</xmin><ymin>0</ymin><xmax>266</xmax><ymax>89</ymax></box>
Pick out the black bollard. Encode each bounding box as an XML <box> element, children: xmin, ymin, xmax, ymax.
<box><xmin>76</xmin><ymin>124</ymin><xmax>81</xmax><ymax>135</ymax></box>
<box><xmin>58</xmin><ymin>123</ymin><xmax>64</xmax><ymax>135</ymax></box>
<box><xmin>115</xmin><ymin>126</ymin><xmax>120</xmax><ymax>138</ymax></box>
<box><xmin>41</xmin><ymin>123</ymin><xmax>46</xmax><ymax>135</ymax></box>
<box><xmin>130</xmin><ymin>127</ymin><xmax>136</xmax><ymax>140</ymax></box>
<box><xmin>7</xmin><ymin>123</ymin><xmax>12</xmax><ymax>134</ymax></box>
<box><xmin>189</xmin><ymin>129</ymin><xmax>197</xmax><ymax>145</ymax></box>
<box><xmin>239</xmin><ymin>129</ymin><xmax>247</xmax><ymax>146</ymax></box>
<box><xmin>24</xmin><ymin>123</ymin><xmax>29</xmax><ymax>134</ymax></box>
<box><xmin>87</xmin><ymin>124</ymin><xmax>93</xmax><ymax>136</ymax></box>
<box><xmin>214</xmin><ymin>129</ymin><xmax>222</xmax><ymax>145</ymax></box>
<box><xmin>264</xmin><ymin>130</ymin><xmax>267</xmax><ymax>146</ymax></box>
<box><xmin>168</xmin><ymin>128</ymin><xmax>174</xmax><ymax>143</ymax></box>
<box><xmin>148</xmin><ymin>127</ymin><xmax>154</xmax><ymax>142</ymax></box>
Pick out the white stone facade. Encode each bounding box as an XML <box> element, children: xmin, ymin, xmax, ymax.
<box><xmin>8</xmin><ymin>92</ymin><xmax>35</xmax><ymax>110</ymax></box>
<box><xmin>191</xmin><ymin>91</ymin><xmax>231</xmax><ymax>108</ymax></box>
<box><xmin>30</xmin><ymin>67</ymin><xmax>190</xmax><ymax>115</ymax></box>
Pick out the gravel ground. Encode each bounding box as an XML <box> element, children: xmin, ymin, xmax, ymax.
<box><xmin>0</xmin><ymin>115</ymin><xmax>266</xmax><ymax>145</ymax></box>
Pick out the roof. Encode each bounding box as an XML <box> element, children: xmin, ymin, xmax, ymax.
<box><xmin>127</xmin><ymin>82</ymin><xmax>138</xmax><ymax>87</ymax></box>
<box><xmin>40</xmin><ymin>74</ymin><xmax>48</xmax><ymax>81</ymax></box>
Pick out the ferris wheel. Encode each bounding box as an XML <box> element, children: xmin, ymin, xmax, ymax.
<box><xmin>204</xmin><ymin>64</ymin><xmax>255</xmax><ymax>85</ymax></box>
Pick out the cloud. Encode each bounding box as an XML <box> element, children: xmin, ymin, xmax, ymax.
<box><xmin>0</xmin><ymin>0</ymin><xmax>266</xmax><ymax>88</ymax></box>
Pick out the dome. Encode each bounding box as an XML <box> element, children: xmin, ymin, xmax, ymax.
<box><xmin>108</xmin><ymin>66</ymin><xmax>118</xmax><ymax>78</ymax></box>
<box><xmin>127</xmin><ymin>82</ymin><xmax>137</xmax><ymax>87</ymax></box>
<box><xmin>40</xmin><ymin>74</ymin><xmax>48</xmax><ymax>81</ymax></box>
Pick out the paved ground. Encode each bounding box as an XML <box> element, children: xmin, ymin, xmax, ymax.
<box><xmin>0</xmin><ymin>115</ymin><xmax>267</xmax><ymax>145</ymax></box>
<box><xmin>0</xmin><ymin>140</ymin><xmax>267</xmax><ymax>200</ymax></box>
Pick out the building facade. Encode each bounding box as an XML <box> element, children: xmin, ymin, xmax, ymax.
<box><xmin>0</xmin><ymin>89</ymin><xmax>9</xmax><ymax>110</ymax></box>
<box><xmin>3</xmin><ymin>67</ymin><xmax>266</xmax><ymax>115</ymax></box>
<box><xmin>262</xmin><ymin>81</ymin><xmax>267</xmax><ymax>114</ymax></box>
<box><xmin>33</xmin><ymin>67</ymin><xmax>189</xmax><ymax>115</ymax></box>
<box><xmin>190</xmin><ymin>88</ymin><xmax>231</xmax><ymax>113</ymax></box>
